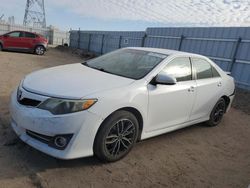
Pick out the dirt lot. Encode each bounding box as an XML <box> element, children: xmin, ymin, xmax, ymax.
<box><xmin>0</xmin><ymin>48</ymin><xmax>249</xmax><ymax>188</ymax></box>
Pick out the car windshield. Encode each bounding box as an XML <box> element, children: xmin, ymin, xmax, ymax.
<box><xmin>83</xmin><ymin>49</ymin><xmax>167</xmax><ymax>79</ymax></box>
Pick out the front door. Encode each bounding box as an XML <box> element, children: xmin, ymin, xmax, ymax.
<box><xmin>4</xmin><ymin>31</ymin><xmax>22</xmax><ymax>48</ymax></box>
<box><xmin>146</xmin><ymin>57</ymin><xmax>196</xmax><ymax>132</ymax></box>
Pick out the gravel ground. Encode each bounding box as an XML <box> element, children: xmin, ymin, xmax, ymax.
<box><xmin>232</xmin><ymin>88</ymin><xmax>250</xmax><ymax>115</ymax></box>
<box><xmin>0</xmin><ymin>48</ymin><xmax>249</xmax><ymax>188</ymax></box>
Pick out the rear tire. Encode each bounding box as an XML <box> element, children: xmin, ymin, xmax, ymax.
<box><xmin>206</xmin><ymin>98</ymin><xmax>226</xmax><ymax>127</ymax></box>
<box><xmin>94</xmin><ymin>110</ymin><xmax>139</xmax><ymax>162</ymax></box>
<box><xmin>0</xmin><ymin>44</ymin><xmax>2</xmax><ymax>51</ymax></box>
<box><xmin>34</xmin><ymin>45</ymin><xmax>45</xmax><ymax>55</ymax></box>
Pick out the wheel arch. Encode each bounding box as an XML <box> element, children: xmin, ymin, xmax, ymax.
<box><xmin>34</xmin><ymin>43</ymin><xmax>46</xmax><ymax>51</ymax></box>
<box><xmin>119</xmin><ymin>107</ymin><xmax>144</xmax><ymax>140</ymax></box>
<box><xmin>221</xmin><ymin>95</ymin><xmax>230</xmax><ymax>112</ymax></box>
<box><xmin>0</xmin><ymin>41</ymin><xmax>3</xmax><ymax>48</ymax></box>
<box><xmin>94</xmin><ymin>106</ymin><xmax>144</xmax><ymax>146</ymax></box>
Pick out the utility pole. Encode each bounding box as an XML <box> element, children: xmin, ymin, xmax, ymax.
<box><xmin>23</xmin><ymin>0</ymin><xmax>46</xmax><ymax>28</ymax></box>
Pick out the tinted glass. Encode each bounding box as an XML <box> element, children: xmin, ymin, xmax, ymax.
<box><xmin>19</xmin><ymin>32</ymin><xmax>25</xmax><ymax>37</ymax></box>
<box><xmin>8</xmin><ymin>32</ymin><xmax>20</xmax><ymax>37</ymax></box>
<box><xmin>212</xmin><ymin>66</ymin><xmax>220</xmax><ymax>77</ymax></box>
<box><xmin>192</xmin><ymin>58</ymin><xmax>213</xmax><ymax>79</ymax></box>
<box><xmin>161</xmin><ymin>57</ymin><xmax>192</xmax><ymax>82</ymax></box>
<box><xmin>85</xmin><ymin>49</ymin><xmax>167</xmax><ymax>79</ymax></box>
<box><xmin>25</xmin><ymin>32</ymin><xmax>36</xmax><ymax>38</ymax></box>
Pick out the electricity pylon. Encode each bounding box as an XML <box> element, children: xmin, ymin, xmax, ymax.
<box><xmin>23</xmin><ymin>0</ymin><xmax>46</xmax><ymax>28</ymax></box>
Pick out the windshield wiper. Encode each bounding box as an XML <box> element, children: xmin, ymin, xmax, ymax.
<box><xmin>98</xmin><ymin>68</ymin><xmax>112</xmax><ymax>74</ymax></box>
<box><xmin>81</xmin><ymin>61</ymin><xmax>89</xmax><ymax>67</ymax></box>
<box><xmin>81</xmin><ymin>62</ymin><xmax>112</xmax><ymax>74</ymax></box>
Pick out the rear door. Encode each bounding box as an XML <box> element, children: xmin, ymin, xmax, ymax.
<box><xmin>189</xmin><ymin>57</ymin><xmax>223</xmax><ymax>120</ymax></box>
<box><xmin>22</xmin><ymin>32</ymin><xmax>37</xmax><ymax>49</ymax></box>
<box><xmin>4</xmin><ymin>31</ymin><xmax>22</xmax><ymax>48</ymax></box>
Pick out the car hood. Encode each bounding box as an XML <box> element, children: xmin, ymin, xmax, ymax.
<box><xmin>22</xmin><ymin>63</ymin><xmax>135</xmax><ymax>99</ymax></box>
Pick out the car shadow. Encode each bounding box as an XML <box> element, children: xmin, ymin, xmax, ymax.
<box><xmin>0</xmin><ymin>130</ymin><xmax>103</xmax><ymax>179</ymax></box>
<box><xmin>1</xmin><ymin>49</ymin><xmax>35</xmax><ymax>55</ymax></box>
<box><xmin>0</xmin><ymin>124</ymin><xmax>208</xmax><ymax>179</ymax></box>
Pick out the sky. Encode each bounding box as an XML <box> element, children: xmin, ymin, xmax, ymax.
<box><xmin>0</xmin><ymin>0</ymin><xmax>250</xmax><ymax>31</ymax></box>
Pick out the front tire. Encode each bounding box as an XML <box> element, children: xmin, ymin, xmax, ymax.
<box><xmin>94</xmin><ymin>110</ymin><xmax>139</xmax><ymax>162</ymax></box>
<box><xmin>34</xmin><ymin>45</ymin><xmax>45</xmax><ymax>55</ymax></box>
<box><xmin>0</xmin><ymin>44</ymin><xmax>2</xmax><ymax>51</ymax></box>
<box><xmin>206</xmin><ymin>98</ymin><xmax>226</xmax><ymax>127</ymax></box>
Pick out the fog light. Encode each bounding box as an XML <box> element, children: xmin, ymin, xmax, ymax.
<box><xmin>49</xmin><ymin>134</ymin><xmax>73</xmax><ymax>150</ymax></box>
<box><xmin>54</xmin><ymin>136</ymin><xmax>67</xmax><ymax>148</ymax></box>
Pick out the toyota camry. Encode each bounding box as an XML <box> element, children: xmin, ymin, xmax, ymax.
<box><xmin>10</xmin><ymin>47</ymin><xmax>235</xmax><ymax>162</ymax></box>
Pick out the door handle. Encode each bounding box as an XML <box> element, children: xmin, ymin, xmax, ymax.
<box><xmin>217</xmin><ymin>82</ymin><xmax>222</xmax><ymax>87</ymax></box>
<box><xmin>188</xmin><ymin>86</ymin><xmax>195</xmax><ymax>92</ymax></box>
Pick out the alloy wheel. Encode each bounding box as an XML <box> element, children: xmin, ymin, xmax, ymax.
<box><xmin>212</xmin><ymin>100</ymin><xmax>225</xmax><ymax>124</ymax></box>
<box><xmin>105</xmin><ymin>119</ymin><xmax>136</xmax><ymax>157</ymax></box>
<box><xmin>36</xmin><ymin>46</ymin><xmax>45</xmax><ymax>55</ymax></box>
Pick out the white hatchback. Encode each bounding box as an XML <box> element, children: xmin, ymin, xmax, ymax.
<box><xmin>10</xmin><ymin>47</ymin><xmax>235</xmax><ymax>162</ymax></box>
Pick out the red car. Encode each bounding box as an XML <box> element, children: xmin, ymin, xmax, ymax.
<box><xmin>0</xmin><ymin>30</ymin><xmax>48</xmax><ymax>55</ymax></box>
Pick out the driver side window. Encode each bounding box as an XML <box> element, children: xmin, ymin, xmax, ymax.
<box><xmin>161</xmin><ymin>57</ymin><xmax>192</xmax><ymax>82</ymax></box>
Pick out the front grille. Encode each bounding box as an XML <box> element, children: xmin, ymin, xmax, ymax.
<box><xmin>26</xmin><ymin>130</ymin><xmax>52</xmax><ymax>144</ymax></box>
<box><xmin>18</xmin><ymin>98</ymin><xmax>41</xmax><ymax>107</ymax></box>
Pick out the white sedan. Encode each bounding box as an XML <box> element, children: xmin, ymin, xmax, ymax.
<box><xmin>10</xmin><ymin>47</ymin><xmax>235</xmax><ymax>162</ymax></box>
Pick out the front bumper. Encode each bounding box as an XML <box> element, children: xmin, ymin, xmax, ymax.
<box><xmin>10</xmin><ymin>88</ymin><xmax>103</xmax><ymax>159</ymax></box>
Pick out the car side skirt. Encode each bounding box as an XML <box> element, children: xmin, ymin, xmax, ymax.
<box><xmin>141</xmin><ymin>117</ymin><xmax>209</xmax><ymax>140</ymax></box>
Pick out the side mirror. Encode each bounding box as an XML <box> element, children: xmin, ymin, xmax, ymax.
<box><xmin>153</xmin><ymin>72</ymin><xmax>177</xmax><ymax>85</ymax></box>
<box><xmin>3</xmin><ymin>34</ymin><xmax>8</xmax><ymax>38</ymax></box>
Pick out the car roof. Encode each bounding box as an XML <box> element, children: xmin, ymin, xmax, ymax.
<box><xmin>8</xmin><ymin>30</ymin><xmax>36</xmax><ymax>34</ymax></box>
<box><xmin>126</xmin><ymin>47</ymin><xmax>205</xmax><ymax>58</ymax></box>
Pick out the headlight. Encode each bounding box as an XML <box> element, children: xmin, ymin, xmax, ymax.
<box><xmin>37</xmin><ymin>98</ymin><xmax>97</xmax><ymax>115</ymax></box>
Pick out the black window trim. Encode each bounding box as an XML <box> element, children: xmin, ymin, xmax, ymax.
<box><xmin>189</xmin><ymin>57</ymin><xmax>195</xmax><ymax>81</ymax></box>
<box><xmin>20</xmin><ymin>31</ymin><xmax>25</xmax><ymax>37</ymax></box>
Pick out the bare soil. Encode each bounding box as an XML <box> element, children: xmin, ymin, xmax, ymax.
<box><xmin>232</xmin><ymin>88</ymin><xmax>250</xmax><ymax>115</ymax></box>
<box><xmin>0</xmin><ymin>48</ymin><xmax>249</xmax><ymax>188</ymax></box>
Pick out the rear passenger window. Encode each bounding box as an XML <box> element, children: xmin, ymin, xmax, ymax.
<box><xmin>25</xmin><ymin>32</ymin><xmax>36</xmax><ymax>38</ymax></box>
<box><xmin>192</xmin><ymin>58</ymin><xmax>213</xmax><ymax>79</ymax></box>
<box><xmin>161</xmin><ymin>57</ymin><xmax>192</xmax><ymax>82</ymax></box>
<box><xmin>211</xmin><ymin>66</ymin><xmax>220</xmax><ymax>77</ymax></box>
